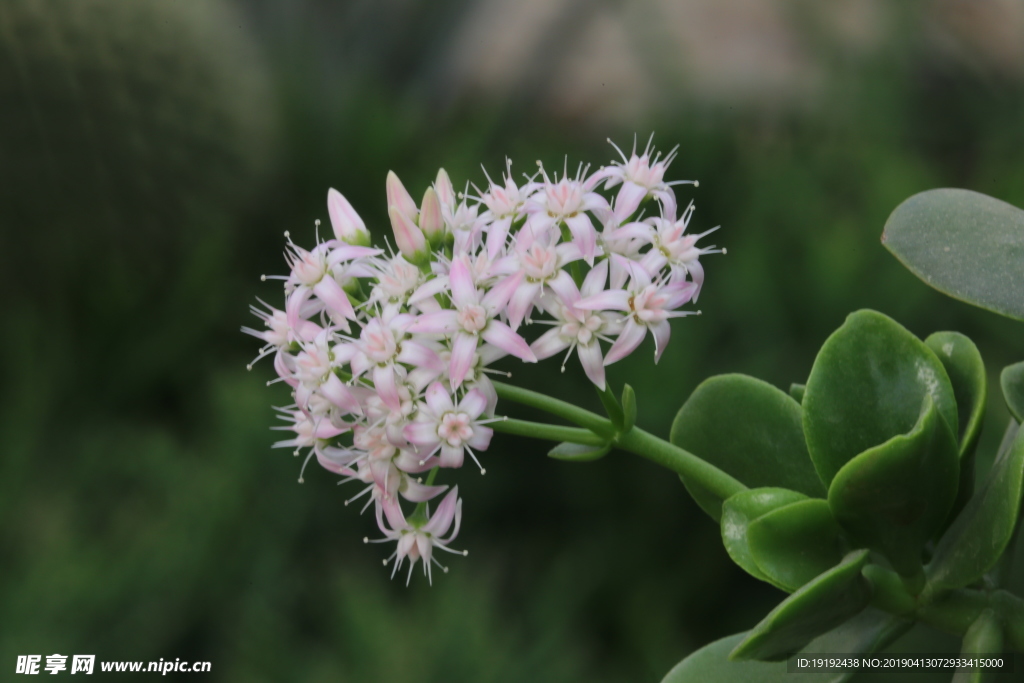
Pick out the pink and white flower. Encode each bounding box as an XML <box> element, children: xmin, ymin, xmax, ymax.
<box><xmin>248</xmin><ymin>138</ymin><xmax>720</xmax><ymax>582</ymax></box>
<box><xmin>371</xmin><ymin>486</ymin><xmax>465</xmax><ymax>585</ymax></box>
<box><xmin>404</xmin><ymin>382</ymin><xmax>494</xmax><ymax>470</ymax></box>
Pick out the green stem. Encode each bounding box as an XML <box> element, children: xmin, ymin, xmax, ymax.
<box><xmin>492</xmin><ymin>418</ymin><xmax>608</xmax><ymax>447</ymax></box>
<box><xmin>492</xmin><ymin>381</ymin><xmax>615</xmax><ymax>437</ymax></box>
<box><xmin>494</xmin><ymin>381</ymin><xmax>746</xmax><ymax>501</ymax></box>
<box><xmin>613</xmin><ymin>427</ymin><xmax>747</xmax><ymax>502</ymax></box>
<box><xmin>866</xmin><ymin>563</ymin><xmax>1024</xmax><ymax>650</ymax></box>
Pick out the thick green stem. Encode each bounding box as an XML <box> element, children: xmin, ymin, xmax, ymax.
<box><xmin>492</xmin><ymin>418</ymin><xmax>608</xmax><ymax>447</ymax></box>
<box><xmin>866</xmin><ymin>564</ymin><xmax>1024</xmax><ymax>650</ymax></box>
<box><xmin>492</xmin><ymin>381</ymin><xmax>615</xmax><ymax>437</ymax></box>
<box><xmin>494</xmin><ymin>381</ymin><xmax>746</xmax><ymax>502</ymax></box>
<box><xmin>614</xmin><ymin>426</ymin><xmax>747</xmax><ymax>502</ymax></box>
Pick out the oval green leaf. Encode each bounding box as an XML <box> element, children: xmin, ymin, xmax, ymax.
<box><xmin>882</xmin><ymin>188</ymin><xmax>1024</xmax><ymax>321</ymax></box>
<box><xmin>1000</xmin><ymin>361</ymin><xmax>1024</xmax><ymax>423</ymax></box>
<box><xmin>547</xmin><ymin>441</ymin><xmax>611</xmax><ymax>462</ymax></box>
<box><xmin>928</xmin><ymin>420</ymin><xmax>1024</xmax><ymax>592</ymax></box>
<box><xmin>927</xmin><ymin>331</ymin><xmax>986</xmax><ymax>530</ymax></box>
<box><xmin>803</xmin><ymin>309</ymin><xmax>958</xmax><ymax>488</ymax></box>
<box><xmin>672</xmin><ymin>374</ymin><xmax>826</xmax><ymax>521</ymax></box>
<box><xmin>828</xmin><ymin>396</ymin><xmax>959</xmax><ymax>578</ymax></box>
<box><xmin>955</xmin><ymin>609</ymin><xmax>1003</xmax><ymax>683</ymax></box>
<box><xmin>926</xmin><ymin>332</ymin><xmax>986</xmax><ymax>458</ymax></box>
<box><xmin>721</xmin><ymin>488</ymin><xmax>809</xmax><ymax>587</ymax></box>
<box><xmin>661</xmin><ymin>632</ymin><xmax>834</xmax><ymax>683</ymax></box>
<box><xmin>747</xmin><ymin>499</ymin><xmax>844</xmax><ymax>592</ymax></box>
<box><xmin>800</xmin><ymin>608</ymin><xmax>914</xmax><ymax>683</ymax></box>
<box><xmin>730</xmin><ymin>549</ymin><xmax>872</xmax><ymax>662</ymax></box>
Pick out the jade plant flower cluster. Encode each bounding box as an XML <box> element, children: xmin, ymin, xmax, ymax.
<box><xmin>245</xmin><ymin>138</ymin><xmax>722</xmax><ymax>583</ymax></box>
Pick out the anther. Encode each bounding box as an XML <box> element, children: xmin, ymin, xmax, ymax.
<box><xmin>260</xmin><ymin>274</ymin><xmax>267</xmax><ymax>281</ymax></box>
<box><xmin>694</xmin><ymin>181</ymin><xmax>699</xmax><ymax>187</ymax></box>
<box><xmin>363</xmin><ymin>537</ymin><xmax>369</xmax><ymax>543</ymax></box>
<box><xmin>283</xmin><ymin>230</ymin><xmax>290</xmax><ymax>238</ymax></box>
<box><xmin>246</xmin><ymin>364</ymin><xmax>253</xmax><ymax>371</ymax></box>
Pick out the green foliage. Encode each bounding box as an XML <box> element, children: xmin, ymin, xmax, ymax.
<box><xmin>747</xmin><ymin>499</ymin><xmax>844</xmax><ymax>592</ymax></box>
<box><xmin>621</xmin><ymin>384</ymin><xmax>637</xmax><ymax>434</ymax></box>
<box><xmin>882</xmin><ymin>189</ymin><xmax>1024</xmax><ymax>321</ymax></box>
<box><xmin>803</xmin><ymin>310</ymin><xmax>958</xmax><ymax>487</ymax></box>
<box><xmin>730</xmin><ymin>550</ymin><xmax>872</xmax><ymax>661</ymax></box>
<box><xmin>925</xmin><ymin>332</ymin><xmax>986</xmax><ymax>459</ymax></box>
<box><xmin>827</xmin><ymin>396</ymin><xmax>960</xmax><ymax>578</ymax></box>
<box><xmin>547</xmin><ymin>441</ymin><xmax>612</xmax><ymax>462</ymax></box>
<box><xmin>1000</xmin><ymin>362</ymin><xmax>1024</xmax><ymax>423</ymax></box>
<box><xmin>662</xmin><ymin>610</ymin><xmax>916</xmax><ymax>683</ymax></box>
<box><xmin>955</xmin><ymin>610</ymin><xmax>1003</xmax><ymax>683</ymax></box>
<box><xmin>671</xmin><ymin>374</ymin><xmax>825</xmax><ymax>521</ymax></box>
<box><xmin>721</xmin><ymin>488</ymin><xmax>809</xmax><ymax>587</ymax></box>
<box><xmin>927</xmin><ymin>421</ymin><xmax>1024</xmax><ymax>592</ymax></box>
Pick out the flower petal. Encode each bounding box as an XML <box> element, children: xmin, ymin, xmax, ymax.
<box><xmin>577</xmin><ymin>341</ymin><xmax>606</xmax><ymax>389</ymax></box>
<box><xmin>604</xmin><ymin>320</ymin><xmax>647</xmax><ymax>366</ymax></box>
<box><xmin>422</xmin><ymin>486</ymin><xmax>460</xmax><ymax>535</ymax></box>
<box><xmin>575</xmin><ymin>289</ymin><xmax>630</xmax><ymax>312</ymax></box>
<box><xmin>651</xmin><ymin>320</ymin><xmax>672</xmax><ymax>363</ymax></box>
<box><xmin>425</xmin><ymin>381</ymin><xmax>455</xmax><ymax>415</ymax></box>
<box><xmin>481</xmin><ymin>321</ymin><xmax>536</xmax><ymax>362</ymax></box>
<box><xmin>449</xmin><ymin>332</ymin><xmax>479</xmax><ymax>390</ymax></box>
<box><xmin>459</xmin><ymin>388</ymin><xmax>488</xmax><ymax>419</ymax></box>
<box><xmin>530</xmin><ymin>327</ymin><xmax>570</xmax><ymax>360</ymax></box>
<box><xmin>407</xmin><ymin>310</ymin><xmax>459</xmax><ymax>335</ymax></box>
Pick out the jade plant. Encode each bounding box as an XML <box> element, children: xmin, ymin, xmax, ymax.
<box><xmin>246</xmin><ymin>137</ymin><xmax>1024</xmax><ymax>680</ymax></box>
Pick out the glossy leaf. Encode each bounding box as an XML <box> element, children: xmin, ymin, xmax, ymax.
<box><xmin>828</xmin><ymin>396</ymin><xmax>959</xmax><ymax>578</ymax></box>
<box><xmin>547</xmin><ymin>441</ymin><xmax>611</xmax><ymax>462</ymax></box>
<box><xmin>800</xmin><ymin>608</ymin><xmax>913</xmax><ymax>683</ymax></box>
<box><xmin>928</xmin><ymin>419</ymin><xmax>1024</xmax><ymax>591</ymax></box>
<box><xmin>927</xmin><ymin>331</ymin><xmax>986</xmax><ymax>530</ymax></box>
<box><xmin>803</xmin><ymin>309</ymin><xmax>958</xmax><ymax>487</ymax></box>
<box><xmin>926</xmin><ymin>332</ymin><xmax>986</xmax><ymax>458</ymax></box>
<box><xmin>789</xmin><ymin>383</ymin><xmax>805</xmax><ymax>404</ymax></box>
<box><xmin>1001</xmin><ymin>361</ymin><xmax>1024</xmax><ymax>422</ymax></box>
<box><xmin>662</xmin><ymin>632</ymin><xmax>833</xmax><ymax>683</ymax></box>
<box><xmin>621</xmin><ymin>383</ymin><xmax>636</xmax><ymax>433</ymax></box>
<box><xmin>672</xmin><ymin>374</ymin><xmax>825</xmax><ymax>521</ymax></box>
<box><xmin>882</xmin><ymin>188</ymin><xmax>1024</xmax><ymax>321</ymax></box>
<box><xmin>721</xmin><ymin>488</ymin><xmax>808</xmax><ymax>587</ymax></box>
<box><xmin>747</xmin><ymin>499</ymin><xmax>844</xmax><ymax>592</ymax></box>
<box><xmin>663</xmin><ymin>610</ymin><xmax>913</xmax><ymax>683</ymax></box>
<box><xmin>730</xmin><ymin>549</ymin><xmax>872</xmax><ymax>662</ymax></box>
<box><xmin>954</xmin><ymin>609</ymin><xmax>1003</xmax><ymax>683</ymax></box>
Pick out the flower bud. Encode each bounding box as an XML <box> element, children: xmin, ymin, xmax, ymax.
<box><xmin>434</xmin><ymin>168</ymin><xmax>456</xmax><ymax>209</ymax></box>
<box><xmin>386</xmin><ymin>171</ymin><xmax>419</xmax><ymax>220</ymax></box>
<box><xmin>419</xmin><ymin>186</ymin><xmax>445</xmax><ymax>246</ymax></box>
<box><xmin>388</xmin><ymin>206</ymin><xmax>428</xmax><ymax>264</ymax></box>
<box><xmin>327</xmin><ymin>188</ymin><xmax>371</xmax><ymax>246</ymax></box>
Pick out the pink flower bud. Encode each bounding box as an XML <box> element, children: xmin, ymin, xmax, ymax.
<box><xmin>434</xmin><ymin>168</ymin><xmax>456</xmax><ymax>208</ymax></box>
<box><xmin>419</xmin><ymin>186</ymin><xmax>444</xmax><ymax>241</ymax></box>
<box><xmin>386</xmin><ymin>171</ymin><xmax>419</xmax><ymax>220</ymax></box>
<box><xmin>327</xmin><ymin>188</ymin><xmax>371</xmax><ymax>246</ymax></box>
<box><xmin>388</xmin><ymin>206</ymin><xmax>428</xmax><ymax>262</ymax></box>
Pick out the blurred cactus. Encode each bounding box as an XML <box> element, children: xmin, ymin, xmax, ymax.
<box><xmin>0</xmin><ymin>0</ymin><xmax>277</xmax><ymax>292</ymax></box>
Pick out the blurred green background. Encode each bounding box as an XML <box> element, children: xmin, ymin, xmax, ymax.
<box><xmin>3</xmin><ymin>0</ymin><xmax>1024</xmax><ymax>680</ymax></box>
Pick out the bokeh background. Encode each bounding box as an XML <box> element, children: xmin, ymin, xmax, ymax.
<box><xmin>3</xmin><ymin>0</ymin><xmax>1024</xmax><ymax>680</ymax></box>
